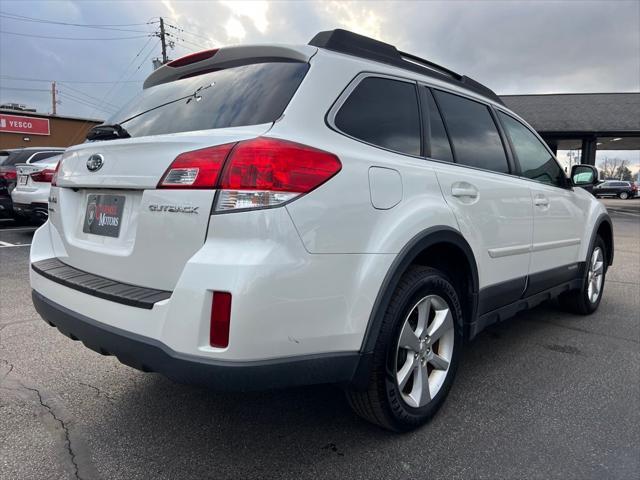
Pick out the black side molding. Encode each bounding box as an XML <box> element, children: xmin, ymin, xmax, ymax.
<box><xmin>31</xmin><ymin>258</ymin><xmax>171</xmax><ymax>309</ymax></box>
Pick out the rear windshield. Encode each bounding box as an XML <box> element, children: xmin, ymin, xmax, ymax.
<box><xmin>3</xmin><ymin>150</ymin><xmax>61</xmax><ymax>166</ymax></box>
<box><xmin>105</xmin><ymin>61</ymin><xmax>309</xmax><ymax>138</ymax></box>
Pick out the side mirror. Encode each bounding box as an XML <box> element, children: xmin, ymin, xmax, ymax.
<box><xmin>571</xmin><ymin>164</ymin><xmax>598</xmax><ymax>189</ymax></box>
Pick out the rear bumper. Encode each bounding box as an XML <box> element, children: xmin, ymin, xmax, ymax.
<box><xmin>0</xmin><ymin>194</ymin><xmax>13</xmax><ymax>217</ymax></box>
<box><xmin>12</xmin><ymin>202</ymin><xmax>48</xmax><ymax>220</ymax></box>
<box><xmin>33</xmin><ymin>290</ymin><xmax>361</xmax><ymax>390</ymax></box>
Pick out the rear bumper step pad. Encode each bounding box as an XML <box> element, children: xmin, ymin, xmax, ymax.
<box><xmin>31</xmin><ymin>258</ymin><xmax>171</xmax><ymax>309</ymax></box>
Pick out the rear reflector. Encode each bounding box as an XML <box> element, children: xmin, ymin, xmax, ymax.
<box><xmin>167</xmin><ymin>49</ymin><xmax>218</xmax><ymax>68</ymax></box>
<box><xmin>30</xmin><ymin>168</ymin><xmax>56</xmax><ymax>183</ymax></box>
<box><xmin>158</xmin><ymin>143</ymin><xmax>235</xmax><ymax>189</ymax></box>
<box><xmin>210</xmin><ymin>291</ymin><xmax>232</xmax><ymax>348</ymax></box>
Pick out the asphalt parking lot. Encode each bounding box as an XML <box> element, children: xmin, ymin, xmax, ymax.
<box><xmin>1</xmin><ymin>199</ymin><xmax>638</xmax><ymax>480</ymax></box>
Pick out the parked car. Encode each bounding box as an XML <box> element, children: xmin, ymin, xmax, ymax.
<box><xmin>0</xmin><ymin>149</ymin><xmax>21</xmax><ymax>218</ymax></box>
<box><xmin>0</xmin><ymin>147</ymin><xmax>64</xmax><ymax>220</ymax></box>
<box><xmin>593</xmin><ymin>180</ymin><xmax>637</xmax><ymax>199</ymax></box>
<box><xmin>11</xmin><ymin>154</ymin><xmax>62</xmax><ymax>224</ymax></box>
<box><xmin>30</xmin><ymin>30</ymin><xmax>613</xmax><ymax>431</ymax></box>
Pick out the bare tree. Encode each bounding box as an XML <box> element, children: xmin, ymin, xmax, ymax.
<box><xmin>599</xmin><ymin>157</ymin><xmax>629</xmax><ymax>179</ymax></box>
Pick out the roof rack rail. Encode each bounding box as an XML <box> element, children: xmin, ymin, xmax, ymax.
<box><xmin>308</xmin><ymin>29</ymin><xmax>504</xmax><ymax>106</ymax></box>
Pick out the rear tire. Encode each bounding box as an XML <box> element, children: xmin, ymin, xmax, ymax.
<box><xmin>619</xmin><ymin>192</ymin><xmax>629</xmax><ymax>200</ymax></box>
<box><xmin>559</xmin><ymin>236</ymin><xmax>607</xmax><ymax>315</ymax></box>
<box><xmin>346</xmin><ymin>266</ymin><xmax>463</xmax><ymax>431</ymax></box>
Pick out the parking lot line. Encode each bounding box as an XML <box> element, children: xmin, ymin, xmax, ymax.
<box><xmin>0</xmin><ymin>241</ymin><xmax>31</xmax><ymax>248</ymax></box>
<box><xmin>0</xmin><ymin>226</ymin><xmax>39</xmax><ymax>232</ymax></box>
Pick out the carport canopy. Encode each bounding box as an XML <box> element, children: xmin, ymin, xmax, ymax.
<box><xmin>500</xmin><ymin>93</ymin><xmax>640</xmax><ymax>165</ymax></box>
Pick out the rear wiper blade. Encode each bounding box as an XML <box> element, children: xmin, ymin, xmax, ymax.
<box><xmin>86</xmin><ymin>123</ymin><xmax>131</xmax><ymax>141</ymax></box>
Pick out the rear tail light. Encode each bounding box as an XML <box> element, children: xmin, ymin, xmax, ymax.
<box><xmin>215</xmin><ymin>138</ymin><xmax>341</xmax><ymax>212</ymax></box>
<box><xmin>210</xmin><ymin>291</ymin><xmax>232</xmax><ymax>348</ymax></box>
<box><xmin>158</xmin><ymin>143</ymin><xmax>235</xmax><ymax>188</ymax></box>
<box><xmin>0</xmin><ymin>168</ymin><xmax>16</xmax><ymax>180</ymax></box>
<box><xmin>158</xmin><ymin>137</ymin><xmax>341</xmax><ymax>212</ymax></box>
<box><xmin>30</xmin><ymin>168</ymin><xmax>56</xmax><ymax>183</ymax></box>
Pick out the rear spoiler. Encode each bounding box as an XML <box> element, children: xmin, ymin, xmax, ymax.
<box><xmin>143</xmin><ymin>44</ymin><xmax>317</xmax><ymax>90</ymax></box>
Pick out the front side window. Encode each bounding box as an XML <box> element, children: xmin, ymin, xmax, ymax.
<box><xmin>433</xmin><ymin>90</ymin><xmax>509</xmax><ymax>173</ymax></box>
<box><xmin>498</xmin><ymin>112</ymin><xmax>565</xmax><ymax>187</ymax></box>
<box><xmin>334</xmin><ymin>77</ymin><xmax>420</xmax><ymax>156</ymax></box>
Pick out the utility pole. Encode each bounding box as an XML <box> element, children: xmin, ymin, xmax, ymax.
<box><xmin>51</xmin><ymin>81</ymin><xmax>57</xmax><ymax>115</ymax></box>
<box><xmin>159</xmin><ymin>17</ymin><xmax>168</xmax><ymax>64</ymax></box>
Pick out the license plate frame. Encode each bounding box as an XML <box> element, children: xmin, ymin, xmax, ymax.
<box><xmin>18</xmin><ymin>175</ymin><xmax>28</xmax><ymax>186</ymax></box>
<box><xmin>82</xmin><ymin>194</ymin><xmax>125</xmax><ymax>238</ymax></box>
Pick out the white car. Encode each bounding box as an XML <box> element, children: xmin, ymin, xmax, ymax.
<box><xmin>11</xmin><ymin>154</ymin><xmax>62</xmax><ymax>223</ymax></box>
<box><xmin>30</xmin><ymin>30</ymin><xmax>613</xmax><ymax>431</ymax></box>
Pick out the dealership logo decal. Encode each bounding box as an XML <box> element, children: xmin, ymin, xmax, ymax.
<box><xmin>149</xmin><ymin>204</ymin><xmax>199</xmax><ymax>214</ymax></box>
<box><xmin>87</xmin><ymin>199</ymin><xmax>120</xmax><ymax>227</ymax></box>
<box><xmin>86</xmin><ymin>154</ymin><xmax>104</xmax><ymax>172</ymax></box>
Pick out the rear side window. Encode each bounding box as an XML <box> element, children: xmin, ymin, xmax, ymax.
<box><xmin>422</xmin><ymin>88</ymin><xmax>453</xmax><ymax>162</ymax></box>
<box><xmin>498</xmin><ymin>112</ymin><xmax>565</xmax><ymax>187</ymax></box>
<box><xmin>434</xmin><ymin>90</ymin><xmax>509</xmax><ymax>173</ymax></box>
<box><xmin>334</xmin><ymin>77</ymin><xmax>420</xmax><ymax>156</ymax></box>
<box><xmin>106</xmin><ymin>61</ymin><xmax>309</xmax><ymax>138</ymax></box>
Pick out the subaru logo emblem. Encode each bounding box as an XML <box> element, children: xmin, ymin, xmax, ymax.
<box><xmin>87</xmin><ymin>154</ymin><xmax>104</xmax><ymax>172</ymax></box>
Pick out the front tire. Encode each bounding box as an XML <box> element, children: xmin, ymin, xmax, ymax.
<box><xmin>559</xmin><ymin>236</ymin><xmax>607</xmax><ymax>315</ymax></box>
<box><xmin>346</xmin><ymin>266</ymin><xmax>462</xmax><ymax>431</ymax></box>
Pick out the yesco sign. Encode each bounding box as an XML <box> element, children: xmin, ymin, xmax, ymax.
<box><xmin>0</xmin><ymin>113</ymin><xmax>50</xmax><ymax>136</ymax></box>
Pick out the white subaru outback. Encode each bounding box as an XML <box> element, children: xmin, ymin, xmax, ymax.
<box><xmin>30</xmin><ymin>30</ymin><xmax>613</xmax><ymax>431</ymax></box>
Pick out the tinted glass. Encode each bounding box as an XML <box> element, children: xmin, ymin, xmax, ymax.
<box><xmin>106</xmin><ymin>62</ymin><xmax>309</xmax><ymax>138</ymax></box>
<box><xmin>335</xmin><ymin>77</ymin><xmax>420</xmax><ymax>156</ymax></box>
<box><xmin>30</xmin><ymin>151</ymin><xmax>62</xmax><ymax>163</ymax></box>
<box><xmin>422</xmin><ymin>88</ymin><xmax>453</xmax><ymax>162</ymax></box>
<box><xmin>434</xmin><ymin>90</ymin><xmax>508</xmax><ymax>173</ymax></box>
<box><xmin>498</xmin><ymin>112</ymin><xmax>565</xmax><ymax>187</ymax></box>
<box><xmin>4</xmin><ymin>150</ymin><xmax>32</xmax><ymax>166</ymax></box>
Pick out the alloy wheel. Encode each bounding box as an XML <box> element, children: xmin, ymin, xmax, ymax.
<box><xmin>395</xmin><ymin>295</ymin><xmax>455</xmax><ymax>408</ymax></box>
<box><xmin>587</xmin><ymin>246</ymin><xmax>604</xmax><ymax>304</ymax></box>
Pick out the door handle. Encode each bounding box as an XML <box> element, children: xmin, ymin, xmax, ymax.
<box><xmin>451</xmin><ymin>183</ymin><xmax>478</xmax><ymax>198</ymax></box>
<box><xmin>534</xmin><ymin>195</ymin><xmax>549</xmax><ymax>207</ymax></box>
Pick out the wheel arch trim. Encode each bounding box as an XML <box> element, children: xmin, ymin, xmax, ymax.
<box><xmin>359</xmin><ymin>226</ymin><xmax>479</xmax><ymax>355</ymax></box>
<box><xmin>590</xmin><ymin>213</ymin><xmax>614</xmax><ymax>266</ymax></box>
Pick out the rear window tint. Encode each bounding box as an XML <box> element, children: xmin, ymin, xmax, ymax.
<box><xmin>434</xmin><ymin>90</ymin><xmax>509</xmax><ymax>173</ymax></box>
<box><xmin>334</xmin><ymin>77</ymin><xmax>420</xmax><ymax>156</ymax></box>
<box><xmin>106</xmin><ymin>61</ymin><xmax>309</xmax><ymax>138</ymax></box>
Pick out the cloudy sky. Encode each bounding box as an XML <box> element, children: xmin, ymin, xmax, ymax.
<box><xmin>0</xmin><ymin>0</ymin><xmax>638</xmax><ymax>168</ymax></box>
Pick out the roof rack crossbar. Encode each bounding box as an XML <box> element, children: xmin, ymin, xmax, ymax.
<box><xmin>308</xmin><ymin>29</ymin><xmax>504</xmax><ymax>106</ymax></box>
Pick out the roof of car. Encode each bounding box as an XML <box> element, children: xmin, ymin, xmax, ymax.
<box><xmin>308</xmin><ymin>29</ymin><xmax>504</xmax><ymax>106</ymax></box>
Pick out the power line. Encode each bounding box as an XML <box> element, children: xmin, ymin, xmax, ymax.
<box><xmin>58</xmin><ymin>91</ymin><xmax>117</xmax><ymax>113</ymax></box>
<box><xmin>0</xmin><ymin>14</ymin><xmax>154</xmax><ymax>33</ymax></box>
<box><xmin>0</xmin><ymin>87</ymin><xmax>50</xmax><ymax>92</ymax></box>
<box><xmin>59</xmin><ymin>91</ymin><xmax>117</xmax><ymax>112</ymax></box>
<box><xmin>58</xmin><ymin>92</ymin><xmax>117</xmax><ymax>115</ymax></box>
<box><xmin>0</xmin><ymin>11</ymin><xmax>157</xmax><ymax>27</ymax></box>
<box><xmin>0</xmin><ymin>30</ymin><xmax>152</xmax><ymax>40</ymax></box>
<box><xmin>58</xmin><ymin>83</ymin><xmax>121</xmax><ymax>109</ymax></box>
<box><xmin>0</xmin><ymin>75</ymin><xmax>141</xmax><ymax>84</ymax></box>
